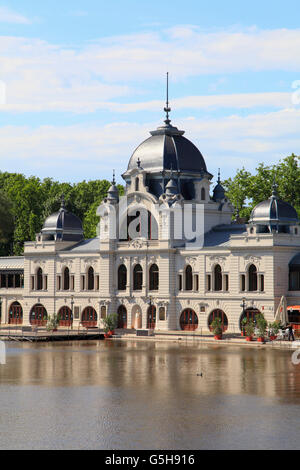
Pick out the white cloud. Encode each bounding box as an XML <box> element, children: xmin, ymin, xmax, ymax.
<box><xmin>0</xmin><ymin>6</ymin><xmax>31</xmax><ymax>24</ymax></box>
<box><xmin>0</xmin><ymin>27</ymin><xmax>300</xmax><ymax>112</ymax></box>
<box><xmin>0</xmin><ymin>108</ymin><xmax>299</xmax><ymax>181</ymax></box>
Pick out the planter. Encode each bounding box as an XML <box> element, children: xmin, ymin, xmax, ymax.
<box><xmin>269</xmin><ymin>335</ymin><xmax>277</xmax><ymax>341</ymax></box>
<box><xmin>257</xmin><ymin>337</ymin><xmax>265</xmax><ymax>343</ymax></box>
<box><xmin>214</xmin><ymin>334</ymin><xmax>222</xmax><ymax>340</ymax></box>
<box><xmin>246</xmin><ymin>336</ymin><xmax>253</xmax><ymax>341</ymax></box>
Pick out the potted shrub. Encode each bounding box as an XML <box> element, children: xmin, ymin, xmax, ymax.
<box><xmin>211</xmin><ymin>317</ymin><xmax>223</xmax><ymax>340</ymax></box>
<box><xmin>268</xmin><ymin>321</ymin><xmax>280</xmax><ymax>340</ymax></box>
<box><xmin>102</xmin><ymin>313</ymin><xmax>118</xmax><ymax>338</ymax></box>
<box><xmin>46</xmin><ymin>313</ymin><xmax>59</xmax><ymax>332</ymax></box>
<box><xmin>245</xmin><ymin>320</ymin><xmax>255</xmax><ymax>341</ymax></box>
<box><xmin>256</xmin><ymin>313</ymin><xmax>267</xmax><ymax>343</ymax></box>
<box><xmin>241</xmin><ymin>317</ymin><xmax>248</xmax><ymax>336</ymax></box>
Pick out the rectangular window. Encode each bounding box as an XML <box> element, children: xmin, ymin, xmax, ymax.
<box><xmin>241</xmin><ymin>274</ymin><xmax>246</xmax><ymax>292</ymax></box>
<box><xmin>194</xmin><ymin>274</ymin><xmax>199</xmax><ymax>291</ymax></box>
<box><xmin>74</xmin><ymin>306</ymin><xmax>80</xmax><ymax>319</ymax></box>
<box><xmin>71</xmin><ymin>275</ymin><xmax>75</xmax><ymax>291</ymax></box>
<box><xmin>260</xmin><ymin>274</ymin><xmax>264</xmax><ymax>292</ymax></box>
<box><xmin>44</xmin><ymin>275</ymin><xmax>48</xmax><ymax>291</ymax></box>
<box><xmin>96</xmin><ymin>275</ymin><xmax>100</xmax><ymax>290</ymax></box>
<box><xmin>57</xmin><ymin>275</ymin><xmax>61</xmax><ymax>291</ymax></box>
<box><xmin>206</xmin><ymin>274</ymin><xmax>211</xmax><ymax>291</ymax></box>
<box><xmin>178</xmin><ymin>274</ymin><xmax>182</xmax><ymax>291</ymax></box>
<box><xmin>31</xmin><ymin>275</ymin><xmax>35</xmax><ymax>291</ymax></box>
<box><xmin>81</xmin><ymin>275</ymin><xmax>85</xmax><ymax>291</ymax></box>
<box><xmin>225</xmin><ymin>274</ymin><xmax>229</xmax><ymax>292</ymax></box>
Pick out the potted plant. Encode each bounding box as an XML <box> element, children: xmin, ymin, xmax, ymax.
<box><xmin>46</xmin><ymin>313</ymin><xmax>60</xmax><ymax>332</ymax></box>
<box><xmin>241</xmin><ymin>317</ymin><xmax>248</xmax><ymax>336</ymax></box>
<box><xmin>211</xmin><ymin>317</ymin><xmax>223</xmax><ymax>340</ymax></box>
<box><xmin>268</xmin><ymin>321</ymin><xmax>280</xmax><ymax>340</ymax></box>
<box><xmin>256</xmin><ymin>313</ymin><xmax>267</xmax><ymax>342</ymax></box>
<box><xmin>245</xmin><ymin>320</ymin><xmax>255</xmax><ymax>341</ymax></box>
<box><xmin>102</xmin><ymin>313</ymin><xmax>118</xmax><ymax>338</ymax></box>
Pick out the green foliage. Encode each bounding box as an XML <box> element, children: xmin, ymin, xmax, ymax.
<box><xmin>102</xmin><ymin>313</ymin><xmax>118</xmax><ymax>333</ymax></box>
<box><xmin>255</xmin><ymin>313</ymin><xmax>267</xmax><ymax>338</ymax></box>
<box><xmin>211</xmin><ymin>317</ymin><xmax>223</xmax><ymax>336</ymax></box>
<box><xmin>245</xmin><ymin>320</ymin><xmax>255</xmax><ymax>337</ymax></box>
<box><xmin>46</xmin><ymin>313</ymin><xmax>60</xmax><ymax>332</ymax></box>
<box><xmin>268</xmin><ymin>321</ymin><xmax>280</xmax><ymax>335</ymax></box>
<box><xmin>0</xmin><ymin>171</ymin><xmax>125</xmax><ymax>255</ymax></box>
<box><xmin>222</xmin><ymin>154</ymin><xmax>300</xmax><ymax>221</ymax></box>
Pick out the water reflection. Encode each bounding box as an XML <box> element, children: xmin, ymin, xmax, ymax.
<box><xmin>0</xmin><ymin>340</ymin><xmax>300</xmax><ymax>449</ymax></box>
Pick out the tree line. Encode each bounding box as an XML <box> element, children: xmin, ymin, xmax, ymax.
<box><xmin>0</xmin><ymin>172</ymin><xmax>123</xmax><ymax>256</ymax></box>
<box><xmin>0</xmin><ymin>153</ymin><xmax>299</xmax><ymax>257</ymax></box>
<box><xmin>222</xmin><ymin>154</ymin><xmax>300</xmax><ymax>220</ymax></box>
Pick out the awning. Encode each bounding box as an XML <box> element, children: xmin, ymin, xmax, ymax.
<box><xmin>287</xmin><ymin>305</ymin><xmax>300</xmax><ymax>310</ymax></box>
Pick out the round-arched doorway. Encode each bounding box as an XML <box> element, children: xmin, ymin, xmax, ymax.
<box><xmin>180</xmin><ymin>309</ymin><xmax>198</xmax><ymax>331</ymax></box>
<box><xmin>208</xmin><ymin>309</ymin><xmax>228</xmax><ymax>332</ymax></box>
<box><xmin>9</xmin><ymin>301</ymin><xmax>23</xmax><ymax>325</ymax></box>
<box><xmin>147</xmin><ymin>305</ymin><xmax>156</xmax><ymax>329</ymax></box>
<box><xmin>30</xmin><ymin>304</ymin><xmax>48</xmax><ymax>326</ymax></box>
<box><xmin>131</xmin><ymin>305</ymin><xmax>142</xmax><ymax>329</ymax></box>
<box><xmin>117</xmin><ymin>305</ymin><xmax>127</xmax><ymax>329</ymax></box>
<box><xmin>239</xmin><ymin>307</ymin><xmax>261</xmax><ymax>330</ymax></box>
<box><xmin>58</xmin><ymin>306</ymin><xmax>73</xmax><ymax>327</ymax></box>
<box><xmin>81</xmin><ymin>306</ymin><xmax>98</xmax><ymax>328</ymax></box>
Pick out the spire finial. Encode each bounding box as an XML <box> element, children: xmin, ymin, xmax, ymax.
<box><xmin>61</xmin><ymin>193</ymin><xmax>65</xmax><ymax>210</ymax></box>
<box><xmin>137</xmin><ymin>158</ymin><xmax>141</xmax><ymax>169</ymax></box>
<box><xmin>164</xmin><ymin>72</ymin><xmax>171</xmax><ymax>125</ymax></box>
<box><xmin>271</xmin><ymin>174</ymin><xmax>278</xmax><ymax>198</ymax></box>
<box><xmin>112</xmin><ymin>169</ymin><xmax>116</xmax><ymax>185</ymax></box>
<box><xmin>218</xmin><ymin>168</ymin><xmax>221</xmax><ymax>184</ymax></box>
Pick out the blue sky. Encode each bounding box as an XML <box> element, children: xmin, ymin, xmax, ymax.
<box><xmin>0</xmin><ymin>0</ymin><xmax>299</xmax><ymax>184</ymax></box>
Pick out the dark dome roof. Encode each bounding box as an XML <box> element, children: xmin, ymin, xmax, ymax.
<box><xmin>41</xmin><ymin>199</ymin><xmax>83</xmax><ymax>242</ymax></box>
<box><xmin>249</xmin><ymin>186</ymin><xmax>298</xmax><ymax>225</ymax></box>
<box><xmin>126</xmin><ymin>122</ymin><xmax>208</xmax><ymax>176</ymax></box>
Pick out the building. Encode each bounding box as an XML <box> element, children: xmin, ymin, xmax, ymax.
<box><xmin>1</xmin><ymin>104</ymin><xmax>300</xmax><ymax>332</ymax></box>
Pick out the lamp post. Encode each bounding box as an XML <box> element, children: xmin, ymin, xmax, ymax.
<box><xmin>71</xmin><ymin>295</ymin><xmax>74</xmax><ymax>330</ymax></box>
<box><xmin>240</xmin><ymin>297</ymin><xmax>246</xmax><ymax>335</ymax></box>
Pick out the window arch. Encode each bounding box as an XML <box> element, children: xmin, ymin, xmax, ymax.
<box><xmin>248</xmin><ymin>264</ymin><xmax>257</xmax><ymax>291</ymax></box>
<box><xmin>180</xmin><ymin>309</ymin><xmax>198</xmax><ymax>331</ymax></box>
<box><xmin>208</xmin><ymin>309</ymin><xmax>228</xmax><ymax>332</ymax></box>
<box><xmin>118</xmin><ymin>264</ymin><xmax>127</xmax><ymax>291</ymax></box>
<box><xmin>81</xmin><ymin>306</ymin><xmax>98</xmax><ymax>327</ymax></box>
<box><xmin>30</xmin><ymin>304</ymin><xmax>47</xmax><ymax>326</ymax></box>
<box><xmin>87</xmin><ymin>266</ymin><xmax>94</xmax><ymax>291</ymax></box>
<box><xmin>58</xmin><ymin>306</ymin><xmax>73</xmax><ymax>327</ymax></box>
<box><xmin>133</xmin><ymin>264</ymin><xmax>143</xmax><ymax>291</ymax></box>
<box><xmin>9</xmin><ymin>301</ymin><xmax>23</xmax><ymax>325</ymax></box>
<box><xmin>149</xmin><ymin>264</ymin><xmax>159</xmax><ymax>291</ymax></box>
<box><xmin>201</xmin><ymin>187</ymin><xmax>206</xmax><ymax>201</ymax></box>
<box><xmin>135</xmin><ymin>177</ymin><xmax>139</xmax><ymax>191</ymax></box>
<box><xmin>117</xmin><ymin>305</ymin><xmax>127</xmax><ymax>328</ymax></box>
<box><xmin>185</xmin><ymin>265</ymin><xmax>193</xmax><ymax>291</ymax></box>
<box><xmin>63</xmin><ymin>267</ymin><xmax>70</xmax><ymax>291</ymax></box>
<box><xmin>36</xmin><ymin>267</ymin><xmax>43</xmax><ymax>291</ymax></box>
<box><xmin>214</xmin><ymin>264</ymin><xmax>222</xmax><ymax>291</ymax></box>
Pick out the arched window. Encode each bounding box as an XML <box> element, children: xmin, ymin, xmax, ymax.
<box><xmin>147</xmin><ymin>305</ymin><xmax>156</xmax><ymax>329</ymax></box>
<box><xmin>149</xmin><ymin>264</ymin><xmax>159</xmax><ymax>291</ymax></box>
<box><xmin>36</xmin><ymin>267</ymin><xmax>43</xmax><ymax>291</ymax></box>
<box><xmin>208</xmin><ymin>309</ymin><xmax>228</xmax><ymax>332</ymax></box>
<box><xmin>248</xmin><ymin>264</ymin><xmax>257</xmax><ymax>291</ymax></box>
<box><xmin>135</xmin><ymin>177</ymin><xmax>139</xmax><ymax>191</ymax></box>
<box><xmin>87</xmin><ymin>267</ymin><xmax>94</xmax><ymax>291</ymax></box>
<box><xmin>133</xmin><ymin>264</ymin><xmax>143</xmax><ymax>291</ymax></box>
<box><xmin>63</xmin><ymin>267</ymin><xmax>70</xmax><ymax>291</ymax></box>
<box><xmin>121</xmin><ymin>210</ymin><xmax>158</xmax><ymax>241</ymax></box>
<box><xmin>201</xmin><ymin>188</ymin><xmax>206</xmax><ymax>201</ymax></box>
<box><xmin>118</xmin><ymin>264</ymin><xmax>127</xmax><ymax>291</ymax></box>
<box><xmin>180</xmin><ymin>309</ymin><xmax>198</xmax><ymax>331</ymax></box>
<box><xmin>81</xmin><ymin>306</ymin><xmax>97</xmax><ymax>327</ymax></box>
<box><xmin>117</xmin><ymin>305</ymin><xmax>127</xmax><ymax>329</ymax></box>
<box><xmin>185</xmin><ymin>265</ymin><xmax>193</xmax><ymax>291</ymax></box>
<box><xmin>9</xmin><ymin>302</ymin><xmax>23</xmax><ymax>325</ymax></box>
<box><xmin>214</xmin><ymin>264</ymin><xmax>222</xmax><ymax>291</ymax></box>
<box><xmin>30</xmin><ymin>304</ymin><xmax>47</xmax><ymax>326</ymax></box>
<box><xmin>58</xmin><ymin>306</ymin><xmax>73</xmax><ymax>327</ymax></box>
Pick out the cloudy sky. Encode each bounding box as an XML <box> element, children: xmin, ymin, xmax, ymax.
<box><xmin>0</xmin><ymin>0</ymin><xmax>299</xmax><ymax>184</ymax></box>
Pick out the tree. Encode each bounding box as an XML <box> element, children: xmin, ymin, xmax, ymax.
<box><xmin>0</xmin><ymin>191</ymin><xmax>14</xmax><ymax>245</ymax></box>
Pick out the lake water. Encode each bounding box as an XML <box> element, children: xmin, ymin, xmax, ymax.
<box><xmin>0</xmin><ymin>340</ymin><xmax>300</xmax><ymax>450</ymax></box>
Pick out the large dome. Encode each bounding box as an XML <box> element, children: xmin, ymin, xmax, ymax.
<box><xmin>249</xmin><ymin>185</ymin><xmax>298</xmax><ymax>227</ymax></box>
<box><xmin>126</xmin><ymin>122</ymin><xmax>208</xmax><ymax>175</ymax></box>
<box><xmin>41</xmin><ymin>197</ymin><xmax>83</xmax><ymax>242</ymax></box>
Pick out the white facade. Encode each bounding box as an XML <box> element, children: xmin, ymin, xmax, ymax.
<box><xmin>1</xmin><ymin>116</ymin><xmax>300</xmax><ymax>332</ymax></box>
